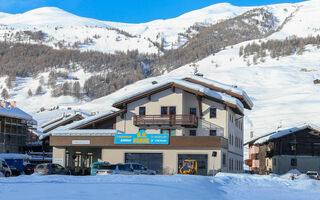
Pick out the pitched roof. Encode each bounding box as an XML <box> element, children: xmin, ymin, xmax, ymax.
<box><xmin>0</xmin><ymin>100</ymin><xmax>33</xmax><ymax>121</ymax></box>
<box><xmin>41</xmin><ymin>112</ymin><xmax>85</xmax><ymax>133</ymax></box>
<box><xmin>245</xmin><ymin>123</ymin><xmax>320</xmax><ymax>145</ymax></box>
<box><xmin>183</xmin><ymin>75</ymin><xmax>253</xmax><ymax>109</ymax></box>
<box><xmin>113</xmin><ymin>78</ymin><xmax>247</xmax><ymax>115</ymax></box>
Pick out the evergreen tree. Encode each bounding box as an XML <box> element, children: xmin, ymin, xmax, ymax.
<box><xmin>1</xmin><ymin>88</ymin><xmax>9</xmax><ymax>100</ymax></box>
<box><xmin>36</xmin><ymin>85</ymin><xmax>43</xmax><ymax>95</ymax></box>
<box><xmin>28</xmin><ymin>89</ymin><xmax>33</xmax><ymax>97</ymax></box>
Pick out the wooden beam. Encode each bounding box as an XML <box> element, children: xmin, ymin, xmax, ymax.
<box><xmin>197</xmin><ymin>96</ymin><xmax>203</xmax><ymax>118</ymax></box>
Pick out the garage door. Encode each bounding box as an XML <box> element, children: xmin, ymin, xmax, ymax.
<box><xmin>125</xmin><ymin>153</ymin><xmax>163</xmax><ymax>174</ymax></box>
<box><xmin>178</xmin><ymin>154</ymin><xmax>208</xmax><ymax>175</ymax></box>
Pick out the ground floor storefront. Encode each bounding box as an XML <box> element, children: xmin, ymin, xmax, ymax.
<box><xmin>51</xmin><ymin>135</ymin><xmax>231</xmax><ymax>175</ymax></box>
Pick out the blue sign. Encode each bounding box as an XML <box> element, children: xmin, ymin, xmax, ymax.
<box><xmin>114</xmin><ymin>130</ymin><xmax>169</xmax><ymax>144</ymax></box>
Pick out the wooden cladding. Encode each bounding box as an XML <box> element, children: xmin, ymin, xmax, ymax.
<box><xmin>133</xmin><ymin>115</ymin><xmax>198</xmax><ymax>127</ymax></box>
<box><xmin>245</xmin><ymin>159</ymin><xmax>253</xmax><ymax>167</ymax></box>
<box><xmin>50</xmin><ymin>136</ymin><xmax>227</xmax><ymax>148</ymax></box>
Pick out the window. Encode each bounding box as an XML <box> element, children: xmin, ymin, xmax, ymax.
<box><xmin>161</xmin><ymin>106</ymin><xmax>176</xmax><ymax>115</ymax></box>
<box><xmin>290</xmin><ymin>144</ymin><xmax>296</xmax><ymax>152</ymax></box>
<box><xmin>210</xmin><ymin>130</ymin><xmax>217</xmax><ymax>136</ymax></box>
<box><xmin>169</xmin><ymin>106</ymin><xmax>176</xmax><ymax>115</ymax></box>
<box><xmin>161</xmin><ymin>129</ymin><xmax>176</xmax><ymax>136</ymax></box>
<box><xmin>210</xmin><ymin>108</ymin><xmax>216</xmax><ymax>118</ymax></box>
<box><xmin>223</xmin><ymin>153</ymin><xmax>226</xmax><ymax>167</ymax></box>
<box><xmin>139</xmin><ymin>107</ymin><xmax>146</xmax><ymax>115</ymax></box>
<box><xmin>291</xmin><ymin>158</ymin><xmax>297</xmax><ymax>166</ymax></box>
<box><xmin>190</xmin><ymin>108</ymin><xmax>197</xmax><ymax>115</ymax></box>
<box><xmin>189</xmin><ymin>130</ymin><xmax>196</xmax><ymax>136</ymax></box>
<box><xmin>161</xmin><ymin>107</ymin><xmax>168</xmax><ymax>115</ymax></box>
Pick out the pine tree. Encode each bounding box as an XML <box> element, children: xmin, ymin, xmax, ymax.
<box><xmin>28</xmin><ymin>89</ymin><xmax>33</xmax><ymax>97</ymax></box>
<box><xmin>36</xmin><ymin>85</ymin><xmax>43</xmax><ymax>95</ymax></box>
<box><xmin>72</xmin><ymin>81</ymin><xmax>81</xmax><ymax>99</ymax></box>
<box><xmin>1</xmin><ymin>88</ymin><xmax>9</xmax><ymax>100</ymax></box>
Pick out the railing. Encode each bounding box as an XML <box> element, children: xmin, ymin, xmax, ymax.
<box><xmin>133</xmin><ymin>115</ymin><xmax>198</xmax><ymax>127</ymax></box>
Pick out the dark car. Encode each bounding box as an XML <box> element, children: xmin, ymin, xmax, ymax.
<box><xmin>24</xmin><ymin>164</ymin><xmax>37</xmax><ymax>175</ymax></box>
<box><xmin>9</xmin><ymin>166</ymin><xmax>21</xmax><ymax>176</ymax></box>
<box><xmin>34</xmin><ymin>163</ymin><xmax>71</xmax><ymax>175</ymax></box>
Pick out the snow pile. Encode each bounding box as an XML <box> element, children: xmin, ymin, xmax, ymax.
<box><xmin>0</xmin><ymin>173</ymin><xmax>319</xmax><ymax>200</ymax></box>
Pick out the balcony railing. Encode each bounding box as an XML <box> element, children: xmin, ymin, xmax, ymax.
<box><xmin>133</xmin><ymin>115</ymin><xmax>198</xmax><ymax>127</ymax></box>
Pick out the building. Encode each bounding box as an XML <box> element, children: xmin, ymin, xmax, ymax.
<box><xmin>245</xmin><ymin>124</ymin><xmax>320</xmax><ymax>174</ymax></box>
<box><xmin>49</xmin><ymin>75</ymin><xmax>253</xmax><ymax>175</ymax></box>
<box><xmin>0</xmin><ymin>101</ymin><xmax>36</xmax><ymax>153</ymax></box>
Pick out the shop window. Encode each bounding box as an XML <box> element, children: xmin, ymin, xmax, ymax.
<box><xmin>210</xmin><ymin>108</ymin><xmax>216</xmax><ymax>118</ymax></box>
<box><xmin>139</xmin><ymin>107</ymin><xmax>146</xmax><ymax>115</ymax></box>
<box><xmin>291</xmin><ymin>158</ymin><xmax>297</xmax><ymax>166</ymax></box>
<box><xmin>210</xmin><ymin>130</ymin><xmax>217</xmax><ymax>136</ymax></box>
<box><xmin>190</xmin><ymin>108</ymin><xmax>197</xmax><ymax>115</ymax></box>
<box><xmin>189</xmin><ymin>130</ymin><xmax>196</xmax><ymax>136</ymax></box>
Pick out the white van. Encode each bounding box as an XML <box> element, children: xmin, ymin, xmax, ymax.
<box><xmin>0</xmin><ymin>158</ymin><xmax>12</xmax><ymax>177</ymax></box>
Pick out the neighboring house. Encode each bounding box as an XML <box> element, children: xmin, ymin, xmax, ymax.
<box><xmin>49</xmin><ymin>75</ymin><xmax>253</xmax><ymax>175</ymax></box>
<box><xmin>0</xmin><ymin>101</ymin><xmax>36</xmax><ymax>154</ymax></box>
<box><xmin>245</xmin><ymin>124</ymin><xmax>320</xmax><ymax>175</ymax></box>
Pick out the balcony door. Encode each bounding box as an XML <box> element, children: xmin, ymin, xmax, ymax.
<box><xmin>161</xmin><ymin>106</ymin><xmax>176</xmax><ymax>115</ymax></box>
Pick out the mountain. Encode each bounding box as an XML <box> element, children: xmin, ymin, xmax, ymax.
<box><xmin>1</xmin><ymin>0</ymin><xmax>320</xmax><ymax>145</ymax></box>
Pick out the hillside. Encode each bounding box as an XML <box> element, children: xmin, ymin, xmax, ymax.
<box><xmin>1</xmin><ymin>0</ymin><xmax>320</xmax><ymax>148</ymax></box>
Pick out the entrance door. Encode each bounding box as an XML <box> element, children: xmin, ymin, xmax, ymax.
<box><xmin>178</xmin><ymin>154</ymin><xmax>208</xmax><ymax>175</ymax></box>
<box><xmin>125</xmin><ymin>153</ymin><xmax>163</xmax><ymax>174</ymax></box>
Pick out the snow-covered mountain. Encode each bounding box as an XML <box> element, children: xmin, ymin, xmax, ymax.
<box><xmin>0</xmin><ymin>1</ymin><xmax>305</xmax><ymax>53</ymax></box>
<box><xmin>2</xmin><ymin>0</ymin><xmax>320</xmax><ymax>147</ymax></box>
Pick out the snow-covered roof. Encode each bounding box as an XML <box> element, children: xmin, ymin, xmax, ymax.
<box><xmin>0</xmin><ymin>101</ymin><xmax>33</xmax><ymax>121</ymax></box>
<box><xmin>0</xmin><ymin>153</ymin><xmax>31</xmax><ymax>160</ymax></box>
<box><xmin>51</xmin><ymin>129</ymin><xmax>123</xmax><ymax>137</ymax></box>
<box><xmin>41</xmin><ymin>112</ymin><xmax>85</xmax><ymax>133</ymax></box>
<box><xmin>58</xmin><ymin>109</ymin><xmax>121</xmax><ymax>130</ymax></box>
<box><xmin>251</xmin><ymin>123</ymin><xmax>320</xmax><ymax>145</ymax></box>
<box><xmin>183</xmin><ymin>75</ymin><xmax>253</xmax><ymax>109</ymax></box>
<box><xmin>113</xmin><ymin>77</ymin><xmax>246</xmax><ymax>114</ymax></box>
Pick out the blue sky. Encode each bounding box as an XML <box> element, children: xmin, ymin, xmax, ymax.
<box><xmin>0</xmin><ymin>0</ymin><xmax>307</xmax><ymax>23</ymax></box>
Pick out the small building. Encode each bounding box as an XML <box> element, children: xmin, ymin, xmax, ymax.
<box><xmin>0</xmin><ymin>101</ymin><xmax>36</xmax><ymax>154</ymax></box>
<box><xmin>50</xmin><ymin>75</ymin><xmax>253</xmax><ymax>175</ymax></box>
<box><xmin>245</xmin><ymin>124</ymin><xmax>320</xmax><ymax>174</ymax></box>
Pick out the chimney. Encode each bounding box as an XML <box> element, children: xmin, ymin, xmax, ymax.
<box><xmin>250</xmin><ymin>131</ymin><xmax>254</xmax><ymax>138</ymax></box>
<box><xmin>152</xmin><ymin>81</ymin><xmax>158</xmax><ymax>85</ymax></box>
<box><xmin>1</xmin><ymin>101</ymin><xmax>6</xmax><ymax>108</ymax></box>
<box><xmin>10</xmin><ymin>101</ymin><xmax>16</xmax><ymax>108</ymax></box>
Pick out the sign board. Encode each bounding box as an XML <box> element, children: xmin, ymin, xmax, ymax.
<box><xmin>53</xmin><ymin>158</ymin><xmax>63</xmax><ymax>165</ymax></box>
<box><xmin>72</xmin><ymin>140</ymin><xmax>90</xmax><ymax>145</ymax></box>
<box><xmin>114</xmin><ymin>130</ymin><xmax>169</xmax><ymax>145</ymax></box>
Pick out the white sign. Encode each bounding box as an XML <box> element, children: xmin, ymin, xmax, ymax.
<box><xmin>72</xmin><ymin>140</ymin><xmax>90</xmax><ymax>145</ymax></box>
<box><xmin>53</xmin><ymin>158</ymin><xmax>63</xmax><ymax>165</ymax></box>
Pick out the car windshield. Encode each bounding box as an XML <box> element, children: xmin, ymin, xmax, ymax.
<box><xmin>93</xmin><ymin>163</ymin><xmax>109</xmax><ymax>169</ymax></box>
<box><xmin>118</xmin><ymin>164</ymin><xmax>131</xmax><ymax>171</ymax></box>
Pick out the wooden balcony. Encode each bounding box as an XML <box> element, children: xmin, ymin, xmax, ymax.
<box><xmin>133</xmin><ymin>115</ymin><xmax>198</xmax><ymax>127</ymax></box>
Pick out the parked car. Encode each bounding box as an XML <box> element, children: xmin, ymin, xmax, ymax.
<box><xmin>96</xmin><ymin>163</ymin><xmax>156</xmax><ymax>175</ymax></box>
<box><xmin>130</xmin><ymin>163</ymin><xmax>156</xmax><ymax>175</ymax></box>
<box><xmin>306</xmin><ymin>171</ymin><xmax>320</xmax><ymax>180</ymax></box>
<box><xmin>0</xmin><ymin>159</ymin><xmax>12</xmax><ymax>177</ymax></box>
<box><xmin>90</xmin><ymin>162</ymin><xmax>110</xmax><ymax>175</ymax></box>
<box><xmin>24</xmin><ymin>163</ymin><xmax>37</xmax><ymax>175</ymax></box>
<box><xmin>34</xmin><ymin>163</ymin><xmax>71</xmax><ymax>175</ymax></box>
<box><xmin>9</xmin><ymin>166</ymin><xmax>21</xmax><ymax>176</ymax></box>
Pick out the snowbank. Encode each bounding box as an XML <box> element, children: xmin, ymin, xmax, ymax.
<box><xmin>0</xmin><ymin>173</ymin><xmax>319</xmax><ymax>200</ymax></box>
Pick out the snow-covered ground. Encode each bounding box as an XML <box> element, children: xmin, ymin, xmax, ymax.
<box><xmin>0</xmin><ymin>173</ymin><xmax>319</xmax><ymax>200</ymax></box>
